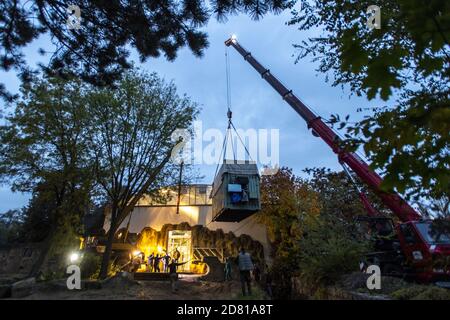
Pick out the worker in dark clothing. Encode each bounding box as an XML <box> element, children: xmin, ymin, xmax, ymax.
<box><xmin>236</xmin><ymin>247</ymin><xmax>253</xmax><ymax>296</ymax></box>
<box><xmin>163</xmin><ymin>252</ymin><xmax>171</xmax><ymax>273</ymax></box>
<box><xmin>148</xmin><ymin>253</ymin><xmax>154</xmax><ymax>272</ymax></box>
<box><xmin>153</xmin><ymin>254</ymin><xmax>161</xmax><ymax>272</ymax></box>
<box><xmin>253</xmin><ymin>263</ymin><xmax>261</xmax><ymax>283</ymax></box>
<box><xmin>264</xmin><ymin>265</ymin><xmax>273</xmax><ymax>298</ymax></box>
<box><xmin>224</xmin><ymin>257</ymin><xmax>232</xmax><ymax>281</ymax></box>
<box><xmin>168</xmin><ymin>259</ymin><xmax>189</xmax><ymax>293</ymax></box>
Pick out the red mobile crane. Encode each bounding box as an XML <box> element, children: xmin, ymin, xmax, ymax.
<box><xmin>225</xmin><ymin>36</ymin><xmax>450</xmax><ymax>284</ymax></box>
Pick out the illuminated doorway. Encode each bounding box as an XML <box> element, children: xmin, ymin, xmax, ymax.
<box><xmin>168</xmin><ymin>230</ymin><xmax>191</xmax><ymax>272</ymax></box>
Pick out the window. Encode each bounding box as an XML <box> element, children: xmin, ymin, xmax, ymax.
<box><xmin>415</xmin><ymin>223</ymin><xmax>450</xmax><ymax>245</ymax></box>
<box><xmin>195</xmin><ymin>186</ymin><xmax>207</xmax><ymax>205</ymax></box>
<box><xmin>400</xmin><ymin>224</ymin><xmax>418</xmax><ymax>244</ymax></box>
<box><xmin>198</xmin><ymin>185</ymin><xmax>207</xmax><ymax>194</ymax></box>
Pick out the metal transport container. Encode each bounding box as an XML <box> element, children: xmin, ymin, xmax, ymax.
<box><xmin>211</xmin><ymin>160</ymin><xmax>261</xmax><ymax>222</ymax></box>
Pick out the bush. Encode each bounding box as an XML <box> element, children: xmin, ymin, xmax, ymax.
<box><xmin>391</xmin><ymin>286</ymin><xmax>450</xmax><ymax>300</ymax></box>
<box><xmin>80</xmin><ymin>252</ymin><xmax>102</xmax><ymax>280</ymax></box>
<box><xmin>298</xmin><ymin>216</ymin><xmax>369</xmax><ymax>287</ymax></box>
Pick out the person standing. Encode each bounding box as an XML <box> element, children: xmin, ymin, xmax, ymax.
<box><xmin>253</xmin><ymin>263</ymin><xmax>261</xmax><ymax>283</ymax></box>
<box><xmin>154</xmin><ymin>254</ymin><xmax>161</xmax><ymax>273</ymax></box>
<box><xmin>264</xmin><ymin>266</ymin><xmax>273</xmax><ymax>299</ymax></box>
<box><xmin>163</xmin><ymin>252</ymin><xmax>171</xmax><ymax>273</ymax></box>
<box><xmin>148</xmin><ymin>252</ymin><xmax>154</xmax><ymax>272</ymax></box>
<box><xmin>224</xmin><ymin>257</ymin><xmax>232</xmax><ymax>281</ymax></box>
<box><xmin>236</xmin><ymin>247</ymin><xmax>253</xmax><ymax>296</ymax></box>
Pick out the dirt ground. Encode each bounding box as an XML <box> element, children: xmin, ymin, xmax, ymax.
<box><xmin>16</xmin><ymin>278</ymin><xmax>264</xmax><ymax>300</ymax></box>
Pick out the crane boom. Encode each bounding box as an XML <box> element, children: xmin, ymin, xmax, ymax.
<box><xmin>225</xmin><ymin>37</ymin><xmax>421</xmax><ymax>223</ymax></box>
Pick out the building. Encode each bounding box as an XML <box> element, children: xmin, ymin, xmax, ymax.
<box><xmin>102</xmin><ymin>184</ymin><xmax>270</xmax><ymax>272</ymax></box>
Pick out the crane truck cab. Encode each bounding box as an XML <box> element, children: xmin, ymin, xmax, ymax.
<box><xmin>396</xmin><ymin>220</ymin><xmax>450</xmax><ymax>284</ymax></box>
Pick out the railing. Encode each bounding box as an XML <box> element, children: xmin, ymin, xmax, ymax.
<box><xmin>193</xmin><ymin>247</ymin><xmax>224</xmax><ymax>263</ymax></box>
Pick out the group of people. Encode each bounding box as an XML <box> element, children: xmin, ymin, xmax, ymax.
<box><xmin>131</xmin><ymin>247</ymin><xmax>187</xmax><ymax>293</ymax></box>
<box><xmin>132</xmin><ymin>246</ymin><xmax>273</xmax><ymax>296</ymax></box>
<box><xmin>147</xmin><ymin>251</ymin><xmax>176</xmax><ymax>273</ymax></box>
<box><xmin>131</xmin><ymin>248</ymin><xmax>182</xmax><ymax>273</ymax></box>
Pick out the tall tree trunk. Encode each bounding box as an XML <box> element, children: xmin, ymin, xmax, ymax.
<box><xmin>99</xmin><ymin>213</ymin><xmax>117</xmax><ymax>279</ymax></box>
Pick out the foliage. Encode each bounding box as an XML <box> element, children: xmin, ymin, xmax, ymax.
<box><xmin>0</xmin><ymin>209</ymin><xmax>24</xmax><ymax>245</ymax></box>
<box><xmin>0</xmin><ymin>68</ymin><xmax>198</xmax><ymax>277</ymax></box>
<box><xmin>298</xmin><ymin>214</ymin><xmax>369</xmax><ymax>287</ymax></box>
<box><xmin>46</xmin><ymin>215</ymin><xmax>81</xmax><ymax>272</ymax></box>
<box><xmin>339</xmin><ymin>272</ymin><xmax>408</xmax><ymax>296</ymax></box>
<box><xmin>0</xmin><ymin>75</ymin><xmax>94</xmax><ymax>274</ymax></box>
<box><xmin>305</xmin><ymin>167</ymin><xmax>390</xmax><ymax>219</ymax></box>
<box><xmin>83</xmin><ymin>70</ymin><xmax>199</xmax><ymax>278</ymax></box>
<box><xmin>0</xmin><ymin>0</ymin><xmax>288</xmax><ymax>101</ymax></box>
<box><xmin>80</xmin><ymin>251</ymin><xmax>102</xmax><ymax>280</ymax></box>
<box><xmin>289</xmin><ymin>0</ymin><xmax>450</xmax><ymax>199</ymax></box>
<box><xmin>391</xmin><ymin>285</ymin><xmax>450</xmax><ymax>300</ymax></box>
<box><xmin>259</xmin><ymin>167</ymin><xmax>372</xmax><ymax>297</ymax></box>
<box><xmin>258</xmin><ymin>167</ymin><xmax>321</xmax><ymax>262</ymax></box>
<box><xmin>257</xmin><ymin>167</ymin><xmax>321</xmax><ymax>298</ymax></box>
<box><xmin>417</xmin><ymin>195</ymin><xmax>450</xmax><ymax>219</ymax></box>
<box><xmin>0</xmin><ymin>76</ymin><xmax>92</xmax><ymax>194</ymax></box>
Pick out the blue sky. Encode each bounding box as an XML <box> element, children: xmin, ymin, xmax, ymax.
<box><xmin>0</xmin><ymin>8</ymin><xmax>382</xmax><ymax>212</ymax></box>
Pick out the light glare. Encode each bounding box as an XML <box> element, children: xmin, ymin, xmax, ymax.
<box><xmin>69</xmin><ymin>252</ymin><xmax>79</xmax><ymax>263</ymax></box>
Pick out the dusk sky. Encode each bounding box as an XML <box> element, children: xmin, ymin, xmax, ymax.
<box><xmin>0</xmin><ymin>7</ymin><xmax>384</xmax><ymax>212</ymax></box>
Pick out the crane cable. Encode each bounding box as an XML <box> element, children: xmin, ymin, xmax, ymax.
<box><xmin>213</xmin><ymin>47</ymin><xmax>254</xmax><ymax>180</ymax></box>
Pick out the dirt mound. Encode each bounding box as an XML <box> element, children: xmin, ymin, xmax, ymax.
<box><xmin>102</xmin><ymin>272</ymin><xmax>140</xmax><ymax>290</ymax></box>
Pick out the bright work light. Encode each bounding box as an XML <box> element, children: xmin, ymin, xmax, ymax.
<box><xmin>69</xmin><ymin>252</ymin><xmax>80</xmax><ymax>263</ymax></box>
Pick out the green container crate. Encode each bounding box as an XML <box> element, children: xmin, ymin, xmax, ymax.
<box><xmin>211</xmin><ymin>161</ymin><xmax>261</xmax><ymax>222</ymax></box>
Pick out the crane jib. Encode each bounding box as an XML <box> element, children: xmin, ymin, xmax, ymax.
<box><xmin>225</xmin><ymin>37</ymin><xmax>422</xmax><ymax>222</ymax></box>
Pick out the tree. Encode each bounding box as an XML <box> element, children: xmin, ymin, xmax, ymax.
<box><xmin>417</xmin><ymin>195</ymin><xmax>450</xmax><ymax>243</ymax></box>
<box><xmin>298</xmin><ymin>212</ymin><xmax>369</xmax><ymax>291</ymax></box>
<box><xmin>0</xmin><ymin>209</ymin><xmax>24</xmax><ymax>245</ymax></box>
<box><xmin>304</xmin><ymin>167</ymin><xmax>390</xmax><ymax>220</ymax></box>
<box><xmin>0</xmin><ymin>0</ymin><xmax>288</xmax><ymax>101</ymax></box>
<box><xmin>84</xmin><ymin>70</ymin><xmax>199</xmax><ymax>279</ymax></box>
<box><xmin>257</xmin><ymin>167</ymin><xmax>321</xmax><ymax>298</ymax></box>
<box><xmin>258</xmin><ymin>167</ymin><xmax>373</xmax><ymax>297</ymax></box>
<box><xmin>0</xmin><ymin>76</ymin><xmax>93</xmax><ymax>276</ymax></box>
<box><xmin>289</xmin><ymin>0</ymin><xmax>449</xmax><ymax>199</ymax></box>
